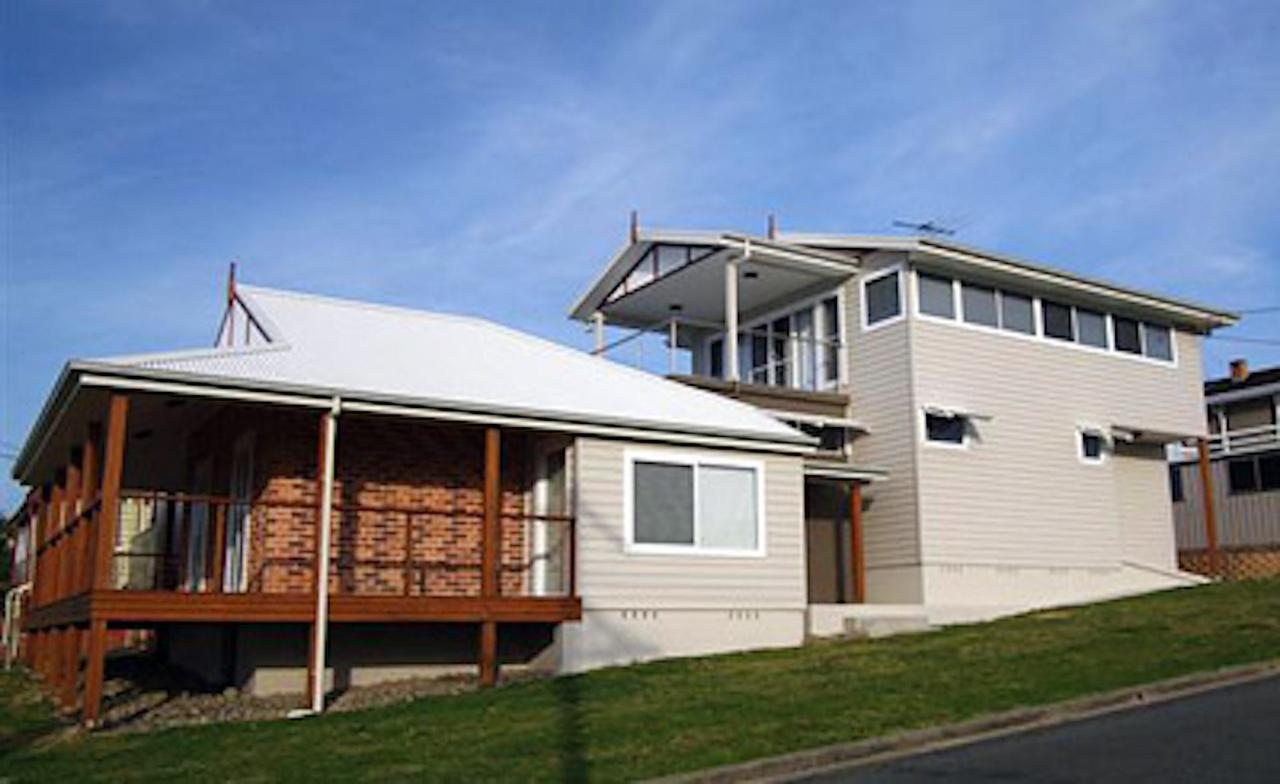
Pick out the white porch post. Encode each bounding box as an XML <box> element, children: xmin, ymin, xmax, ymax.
<box><xmin>311</xmin><ymin>397</ymin><xmax>340</xmax><ymax>714</ymax></box>
<box><xmin>592</xmin><ymin>311</ymin><xmax>605</xmax><ymax>356</ymax></box>
<box><xmin>725</xmin><ymin>258</ymin><xmax>740</xmax><ymax>382</ymax></box>
<box><xmin>667</xmin><ymin>318</ymin><xmax>679</xmax><ymax>375</ymax></box>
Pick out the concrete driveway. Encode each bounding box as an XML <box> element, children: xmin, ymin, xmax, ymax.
<box><xmin>797</xmin><ymin>675</ymin><xmax>1280</xmax><ymax>783</ymax></box>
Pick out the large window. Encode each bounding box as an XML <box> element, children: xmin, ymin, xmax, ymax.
<box><xmin>864</xmin><ymin>270</ymin><xmax>902</xmax><ymax>326</ymax></box>
<box><xmin>628</xmin><ymin>454</ymin><xmax>763</xmax><ymax>555</ymax></box>
<box><xmin>713</xmin><ymin>293</ymin><xmax>842</xmax><ymax>391</ymax></box>
<box><xmin>918</xmin><ymin>273</ymin><xmax>956</xmax><ymax>319</ymax></box>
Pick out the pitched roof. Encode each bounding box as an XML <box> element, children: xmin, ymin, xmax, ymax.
<box><xmin>1204</xmin><ymin>364</ymin><xmax>1280</xmax><ymax>398</ymax></box>
<box><xmin>83</xmin><ymin>285</ymin><xmax>808</xmax><ymax>449</ymax></box>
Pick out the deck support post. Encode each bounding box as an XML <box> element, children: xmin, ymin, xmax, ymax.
<box><xmin>479</xmin><ymin>427</ymin><xmax>501</xmax><ymax>686</ymax></box>
<box><xmin>1196</xmin><ymin>438</ymin><xmax>1221</xmax><ymax>578</ymax></box>
<box><xmin>725</xmin><ymin>258</ymin><xmax>740</xmax><ymax>382</ymax></box>
<box><xmin>60</xmin><ymin>626</ymin><xmax>80</xmax><ymax>709</ymax></box>
<box><xmin>81</xmin><ymin>619</ymin><xmax>107</xmax><ymax>727</ymax></box>
<box><xmin>308</xmin><ymin>400</ymin><xmax>340</xmax><ymax>713</ymax></box>
<box><xmin>83</xmin><ymin>394</ymin><xmax>128</xmax><ymax>727</ymax></box>
<box><xmin>850</xmin><ymin>482</ymin><xmax>865</xmax><ymax>604</ymax></box>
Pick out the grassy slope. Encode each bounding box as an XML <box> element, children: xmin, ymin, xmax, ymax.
<box><xmin>4</xmin><ymin>579</ymin><xmax>1279</xmax><ymax>782</ymax></box>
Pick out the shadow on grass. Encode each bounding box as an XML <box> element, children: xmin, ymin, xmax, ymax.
<box><xmin>552</xmin><ymin>675</ymin><xmax>589</xmax><ymax>783</ymax></box>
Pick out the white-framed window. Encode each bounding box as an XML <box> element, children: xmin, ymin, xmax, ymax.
<box><xmin>1078</xmin><ymin>428</ymin><xmax>1107</xmax><ymax>464</ymax></box>
<box><xmin>624</xmin><ymin>450</ymin><xmax>766</xmax><ymax>557</ymax></box>
<box><xmin>909</xmin><ymin>265</ymin><xmax>1176</xmax><ymax>366</ymax></box>
<box><xmin>861</xmin><ymin>266</ymin><xmax>904</xmax><ymax>330</ymax></box>
<box><xmin>923</xmin><ymin>411</ymin><xmax>969</xmax><ymax>448</ymax></box>
<box><xmin>705</xmin><ymin>289</ymin><xmax>844</xmax><ymax>392</ymax></box>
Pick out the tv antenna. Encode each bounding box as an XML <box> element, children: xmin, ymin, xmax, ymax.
<box><xmin>892</xmin><ymin>219</ymin><xmax>956</xmax><ymax>237</ymax></box>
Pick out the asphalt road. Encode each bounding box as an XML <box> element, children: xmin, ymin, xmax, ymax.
<box><xmin>797</xmin><ymin>675</ymin><xmax>1280</xmax><ymax>783</ymax></box>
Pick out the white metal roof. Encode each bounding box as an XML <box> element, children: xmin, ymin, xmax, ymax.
<box><xmin>83</xmin><ymin>284</ymin><xmax>809</xmax><ymax>449</ymax></box>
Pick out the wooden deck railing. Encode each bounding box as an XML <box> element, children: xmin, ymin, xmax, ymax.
<box><xmin>107</xmin><ymin>490</ymin><xmax>576</xmax><ymax>599</ymax></box>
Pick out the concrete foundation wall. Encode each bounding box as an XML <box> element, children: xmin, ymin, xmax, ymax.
<box><xmin>165</xmin><ymin>622</ymin><xmax>557</xmax><ymax>696</ymax></box>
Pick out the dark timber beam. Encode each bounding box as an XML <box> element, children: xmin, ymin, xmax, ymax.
<box><xmin>84</xmin><ymin>393</ymin><xmax>128</xmax><ymax>727</ymax></box>
<box><xmin>850</xmin><ymin>482</ymin><xmax>866</xmax><ymax>604</ymax></box>
<box><xmin>480</xmin><ymin>427</ymin><xmax>501</xmax><ymax>686</ymax></box>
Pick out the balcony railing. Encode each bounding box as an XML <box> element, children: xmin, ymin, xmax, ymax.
<box><xmin>1208</xmin><ymin>423</ymin><xmax>1280</xmax><ymax>457</ymax></box>
<box><xmin>110</xmin><ymin>490</ymin><xmax>576</xmax><ymax>599</ymax></box>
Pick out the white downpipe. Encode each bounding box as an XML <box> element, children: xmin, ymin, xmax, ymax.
<box><xmin>311</xmin><ymin>397</ymin><xmax>340</xmax><ymax>713</ymax></box>
<box><xmin>725</xmin><ymin>256</ymin><xmax>741</xmax><ymax>382</ymax></box>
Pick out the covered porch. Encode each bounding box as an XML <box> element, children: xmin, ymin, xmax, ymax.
<box><xmin>16</xmin><ymin>383</ymin><xmax>581</xmax><ymax>725</ymax></box>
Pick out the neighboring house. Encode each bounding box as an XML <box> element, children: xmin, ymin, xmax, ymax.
<box><xmin>1171</xmin><ymin>360</ymin><xmax>1280</xmax><ymax>579</ymax></box>
<box><xmin>571</xmin><ymin>226</ymin><xmax>1237</xmax><ymax>630</ymax></box>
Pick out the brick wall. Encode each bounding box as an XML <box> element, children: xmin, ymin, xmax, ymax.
<box><xmin>186</xmin><ymin>407</ymin><xmax>531</xmax><ymax>597</ymax></box>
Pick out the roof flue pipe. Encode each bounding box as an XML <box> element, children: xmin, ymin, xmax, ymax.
<box><xmin>1230</xmin><ymin>358</ymin><xmax>1249</xmax><ymax>383</ymax></box>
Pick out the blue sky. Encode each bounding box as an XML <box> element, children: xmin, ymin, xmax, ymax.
<box><xmin>4</xmin><ymin>0</ymin><xmax>1280</xmax><ymax>507</ymax></box>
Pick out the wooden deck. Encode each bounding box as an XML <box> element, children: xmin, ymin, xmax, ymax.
<box><xmin>26</xmin><ymin>590</ymin><xmax>582</xmax><ymax>627</ymax></box>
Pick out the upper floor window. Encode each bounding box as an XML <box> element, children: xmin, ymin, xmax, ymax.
<box><xmin>863</xmin><ymin>270</ymin><xmax>902</xmax><ymax>327</ymax></box>
<box><xmin>1144</xmin><ymin>323</ymin><xmax>1173</xmax><ymax>361</ymax></box>
<box><xmin>708</xmin><ymin>293</ymin><xmax>842</xmax><ymax>392</ymax></box>
<box><xmin>961</xmin><ymin>283</ymin><xmax>998</xmax><ymax>327</ymax></box>
<box><xmin>1000</xmin><ymin>292</ymin><xmax>1035</xmax><ymax>334</ymax></box>
<box><xmin>1042</xmin><ymin>300</ymin><xmax>1074</xmax><ymax>341</ymax></box>
<box><xmin>1113</xmin><ymin>316</ymin><xmax>1142</xmax><ymax>354</ymax></box>
<box><xmin>918</xmin><ymin>273</ymin><xmax>956</xmax><ymax>319</ymax></box>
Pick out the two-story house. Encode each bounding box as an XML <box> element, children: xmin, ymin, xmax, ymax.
<box><xmin>571</xmin><ymin>225</ymin><xmax>1237</xmax><ymax>630</ymax></box>
<box><xmin>8</xmin><ymin>226</ymin><xmax>1237</xmax><ymax>727</ymax></box>
<box><xmin>1171</xmin><ymin>360</ymin><xmax>1280</xmax><ymax>579</ymax></box>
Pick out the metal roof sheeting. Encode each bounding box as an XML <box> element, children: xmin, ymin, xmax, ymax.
<box><xmin>89</xmin><ymin>285</ymin><xmax>808</xmax><ymax>447</ymax></box>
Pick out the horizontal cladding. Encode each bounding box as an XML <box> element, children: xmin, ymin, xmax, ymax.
<box><xmin>574</xmin><ymin>437</ymin><xmax>806</xmax><ymax>608</ymax></box>
<box><xmin>845</xmin><ymin>258</ymin><xmax>921</xmax><ymax>570</ymax></box>
<box><xmin>912</xmin><ymin>318</ymin><xmax>1202</xmax><ymax>567</ymax></box>
<box><xmin>1174</xmin><ymin>459</ymin><xmax>1280</xmax><ymax>549</ymax></box>
<box><xmin>1113</xmin><ymin>444</ymin><xmax>1178</xmax><ymax>568</ymax></box>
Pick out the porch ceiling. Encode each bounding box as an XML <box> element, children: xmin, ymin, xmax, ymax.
<box><xmin>599</xmin><ymin>249</ymin><xmax>852</xmax><ymax>330</ymax></box>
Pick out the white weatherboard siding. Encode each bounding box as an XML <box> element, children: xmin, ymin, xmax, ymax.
<box><xmin>846</xmin><ymin>252</ymin><xmax>925</xmax><ymax>603</ymax></box>
<box><xmin>561</xmin><ymin>436</ymin><xmax>806</xmax><ymax>672</ymax></box>
<box><xmin>1113</xmin><ymin>443</ymin><xmax>1179</xmax><ymax>568</ymax></box>
<box><xmin>909</xmin><ymin>310</ymin><xmax>1204</xmax><ymax>609</ymax></box>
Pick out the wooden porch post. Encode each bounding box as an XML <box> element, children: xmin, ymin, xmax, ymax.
<box><xmin>84</xmin><ymin>394</ymin><xmax>128</xmax><ymax>727</ymax></box>
<box><xmin>1196</xmin><ymin>439</ymin><xmax>1221</xmax><ymax>578</ymax></box>
<box><xmin>850</xmin><ymin>482</ymin><xmax>866</xmax><ymax>604</ymax></box>
<box><xmin>78</xmin><ymin>426</ymin><xmax>101</xmax><ymax>597</ymax></box>
<box><xmin>479</xmin><ymin>427</ymin><xmax>501</xmax><ymax>687</ymax></box>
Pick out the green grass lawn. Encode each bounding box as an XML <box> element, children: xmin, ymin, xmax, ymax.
<box><xmin>4</xmin><ymin>579</ymin><xmax>1279</xmax><ymax>782</ymax></box>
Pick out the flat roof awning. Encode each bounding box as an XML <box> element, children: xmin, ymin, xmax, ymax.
<box><xmin>570</xmin><ymin>232</ymin><xmax>858</xmax><ymax>330</ymax></box>
<box><xmin>804</xmin><ymin>460</ymin><xmax>888</xmax><ymax>483</ymax></box>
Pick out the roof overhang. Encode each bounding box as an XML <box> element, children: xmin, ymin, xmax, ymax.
<box><xmin>13</xmin><ymin>359</ymin><xmax>816</xmax><ymax>483</ymax></box>
<box><xmin>568</xmin><ymin>230</ymin><xmax>859</xmax><ymax>329</ymax></box>
<box><xmin>781</xmin><ymin>233</ymin><xmax>1239</xmax><ymax>331</ymax></box>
